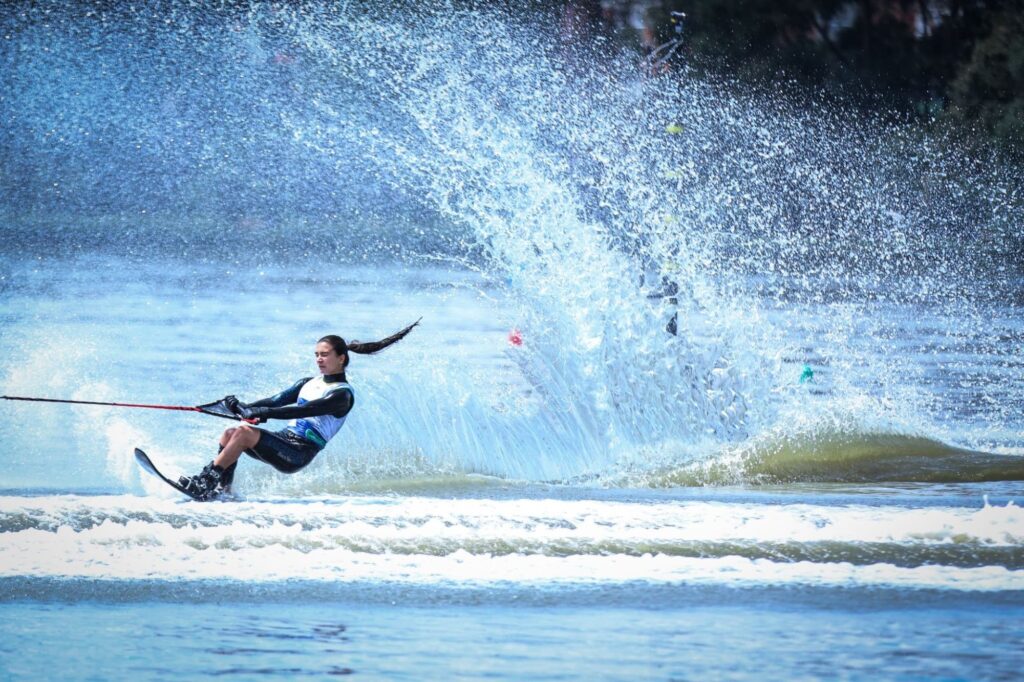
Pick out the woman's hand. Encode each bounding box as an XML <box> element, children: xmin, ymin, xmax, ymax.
<box><xmin>222</xmin><ymin>395</ymin><xmax>266</xmax><ymax>424</ymax></box>
<box><xmin>223</xmin><ymin>395</ymin><xmax>245</xmax><ymax>415</ymax></box>
<box><xmin>237</xmin><ymin>404</ymin><xmax>268</xmax><ymax>424</ymax></box>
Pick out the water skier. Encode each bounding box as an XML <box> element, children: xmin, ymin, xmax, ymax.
<box><xmin>178</xmin><ymin>320</ymin><xmax>419</xmax><ymax>499</ymax></box>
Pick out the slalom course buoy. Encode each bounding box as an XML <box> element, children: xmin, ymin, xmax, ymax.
<box><xmin>799</xmin><ymin>364</ymin><xmax>815</xmax><ymax>383</ymax></box>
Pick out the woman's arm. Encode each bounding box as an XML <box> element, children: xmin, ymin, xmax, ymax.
<box><xmin>241</xmin><ymin>387</ymin><xmax>353</xmax><ymax>422</ymax></box>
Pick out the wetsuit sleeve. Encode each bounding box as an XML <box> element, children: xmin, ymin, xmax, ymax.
<box><xmin>249</xmin><ymin>387</ymin><xmax>354</xmax><ymax>421</ymax></box>
<box><xmin>246</xmin><ymin>378</ymin><xmax>310</xmax><ymax>408</ymax></box>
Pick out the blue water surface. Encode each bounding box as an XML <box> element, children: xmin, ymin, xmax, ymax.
<box><xmin>2</xmin><ymin>597</ymin><xmax>1023</xmax><ymax>681</ymax></box>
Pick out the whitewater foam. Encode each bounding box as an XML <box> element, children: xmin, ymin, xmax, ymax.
<box><xmin>1</xmin><ymin>494</ymin><xmax>1021</xmax><ymax>591</ymax></box>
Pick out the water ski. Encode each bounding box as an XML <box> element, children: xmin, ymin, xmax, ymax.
<box><xmin>134</xmin><ymin>448</ymin><xmax>214</xmax><ymax>501</ymax></box>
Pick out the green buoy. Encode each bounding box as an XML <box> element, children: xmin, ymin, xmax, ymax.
<box><xmin>799</xmin><ymin>365</ymin><xmax>814</xmax><ymax>383</ymax></box>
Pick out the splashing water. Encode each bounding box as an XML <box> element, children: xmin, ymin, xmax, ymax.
<box><xmin>2</xmin><ymin>1</ymin><xmax>1022</xmax><ymax>487</ymax></box>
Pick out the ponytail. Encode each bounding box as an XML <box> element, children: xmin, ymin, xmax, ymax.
<box><xmin>319</xmin><ymin>318</ymin><xmax>420</xmax><ymax>369</ymax></box>
<box><xmin>348</xmin><ymin>317</ymin><xmax>421</xmax><ymax>355</ymax></box>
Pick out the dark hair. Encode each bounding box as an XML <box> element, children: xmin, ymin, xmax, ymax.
<box><xmin>318</xmin><ymin>318</ymin><xmax>421</xmax><ymax>370</ymax></box>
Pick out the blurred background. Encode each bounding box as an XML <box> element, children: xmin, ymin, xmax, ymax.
<box><xmin>556</xmin><ymin>0</ymin><xmax>1022</xmax><ymax>155</ymax></box>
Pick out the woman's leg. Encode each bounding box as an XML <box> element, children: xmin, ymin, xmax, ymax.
<box><xmin>212</xmin><ymin>444</ymin><xmax>238</xmax><ymax>490</ymax></box>
<box><xmin>214</xmin><ymin>425</ymin><xmax>261</xmax><ymax>469</ymax></box>
<box><xmin>178</xmin><ymin>426</ymin><xmax>259</xmax><ymax>499</ymax></box>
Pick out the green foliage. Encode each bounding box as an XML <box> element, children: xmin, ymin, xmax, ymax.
<box><xmin>945</xmin><ymin>9</ymin><xmax>1024</xmax><ymax>154</ymax></box>
<box><xmin>653</xmin><ymin>0</ymin><xmax>1023</xmax><ymax>153</ymax></box>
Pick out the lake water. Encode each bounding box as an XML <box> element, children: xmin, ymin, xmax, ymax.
<box><xmin>1</xmin><ymin>258</ymin><xmax>1022</xmax><ymax>680</ymax></box>
<box><xmin>2</xmin><ymin>2</ymin><xmax>1023</xmax><ymax>679</ymax></box>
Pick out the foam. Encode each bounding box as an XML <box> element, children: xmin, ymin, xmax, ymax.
<box><xmin>1</xmin><ymin>494</ymin><xmax>1021</xmax><ymax>589</ymax></box>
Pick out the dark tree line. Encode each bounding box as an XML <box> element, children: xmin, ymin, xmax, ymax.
<box><xmin>595</xmin><ymin>0</ymin><xmax>1023</xmax><ymax>154</ymax></box>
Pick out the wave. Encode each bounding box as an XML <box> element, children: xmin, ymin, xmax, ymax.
<box><xmin>628</xmin><ymin>431</ymin><xmax>1024</xmax><ymax>487</ymax></box>
<box><xmin>1</xmin><ymin>559</ymin><xmax>1021</xmax><ymax>595</ymax></box>
<box><xmin>1</xmin><ymin>495</ymin><xmax>1020</xmax><ymax>573</ymax></box>
<box><xmin>231</xmin><ymin>428</ymin><xmax>1024</xmax><ymax>495</ymax></box>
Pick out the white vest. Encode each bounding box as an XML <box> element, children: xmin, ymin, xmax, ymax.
<box><xmin>286</xmin><ymin>377</ymin><xmax>354</xmax><ymax>447</ymax></box>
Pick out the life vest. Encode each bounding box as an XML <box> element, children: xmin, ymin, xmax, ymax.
<box><xmin>286</xmin><ymin>376</ymin><xmax>354</xmax><ymax>448</ymax></box>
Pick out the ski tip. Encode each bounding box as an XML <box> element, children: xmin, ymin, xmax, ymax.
<box><xmin>134</xmin><ymin>448</ymin><xmax>160</xmax><ymax>478</ymax></box>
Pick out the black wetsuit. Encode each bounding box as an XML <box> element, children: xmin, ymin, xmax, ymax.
<box><xmin>222</xmin><ymin>373</ymin><xmax>354</xmax><ymax>484</ymax></box>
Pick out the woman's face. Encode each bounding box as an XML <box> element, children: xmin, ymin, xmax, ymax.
<box><xmin>315</xmin><ymin>341</ymin><xmax>346</xmax><ymax>375</ymax></box>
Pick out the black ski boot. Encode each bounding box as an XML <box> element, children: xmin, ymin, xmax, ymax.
<box><xmin>177</xmin><ymin>462</ymin><xmax>225</xmax><ymax>501</ymax></box>
<box><xmin>218</xmin><ymin>461</ymin><xmax>237</xmax><ymax>496</ymax></box>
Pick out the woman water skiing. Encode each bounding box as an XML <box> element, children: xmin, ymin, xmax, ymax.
<box><xmin>179</xmin><ymin>320</ymin><xmax>419</xmax><ymax>499</ymax></box>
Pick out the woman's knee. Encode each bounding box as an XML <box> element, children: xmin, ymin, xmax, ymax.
<box><xmin>233</xmin><ymin>424</ymin><xmax>261</xmax><ymax>446</ymax></box>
